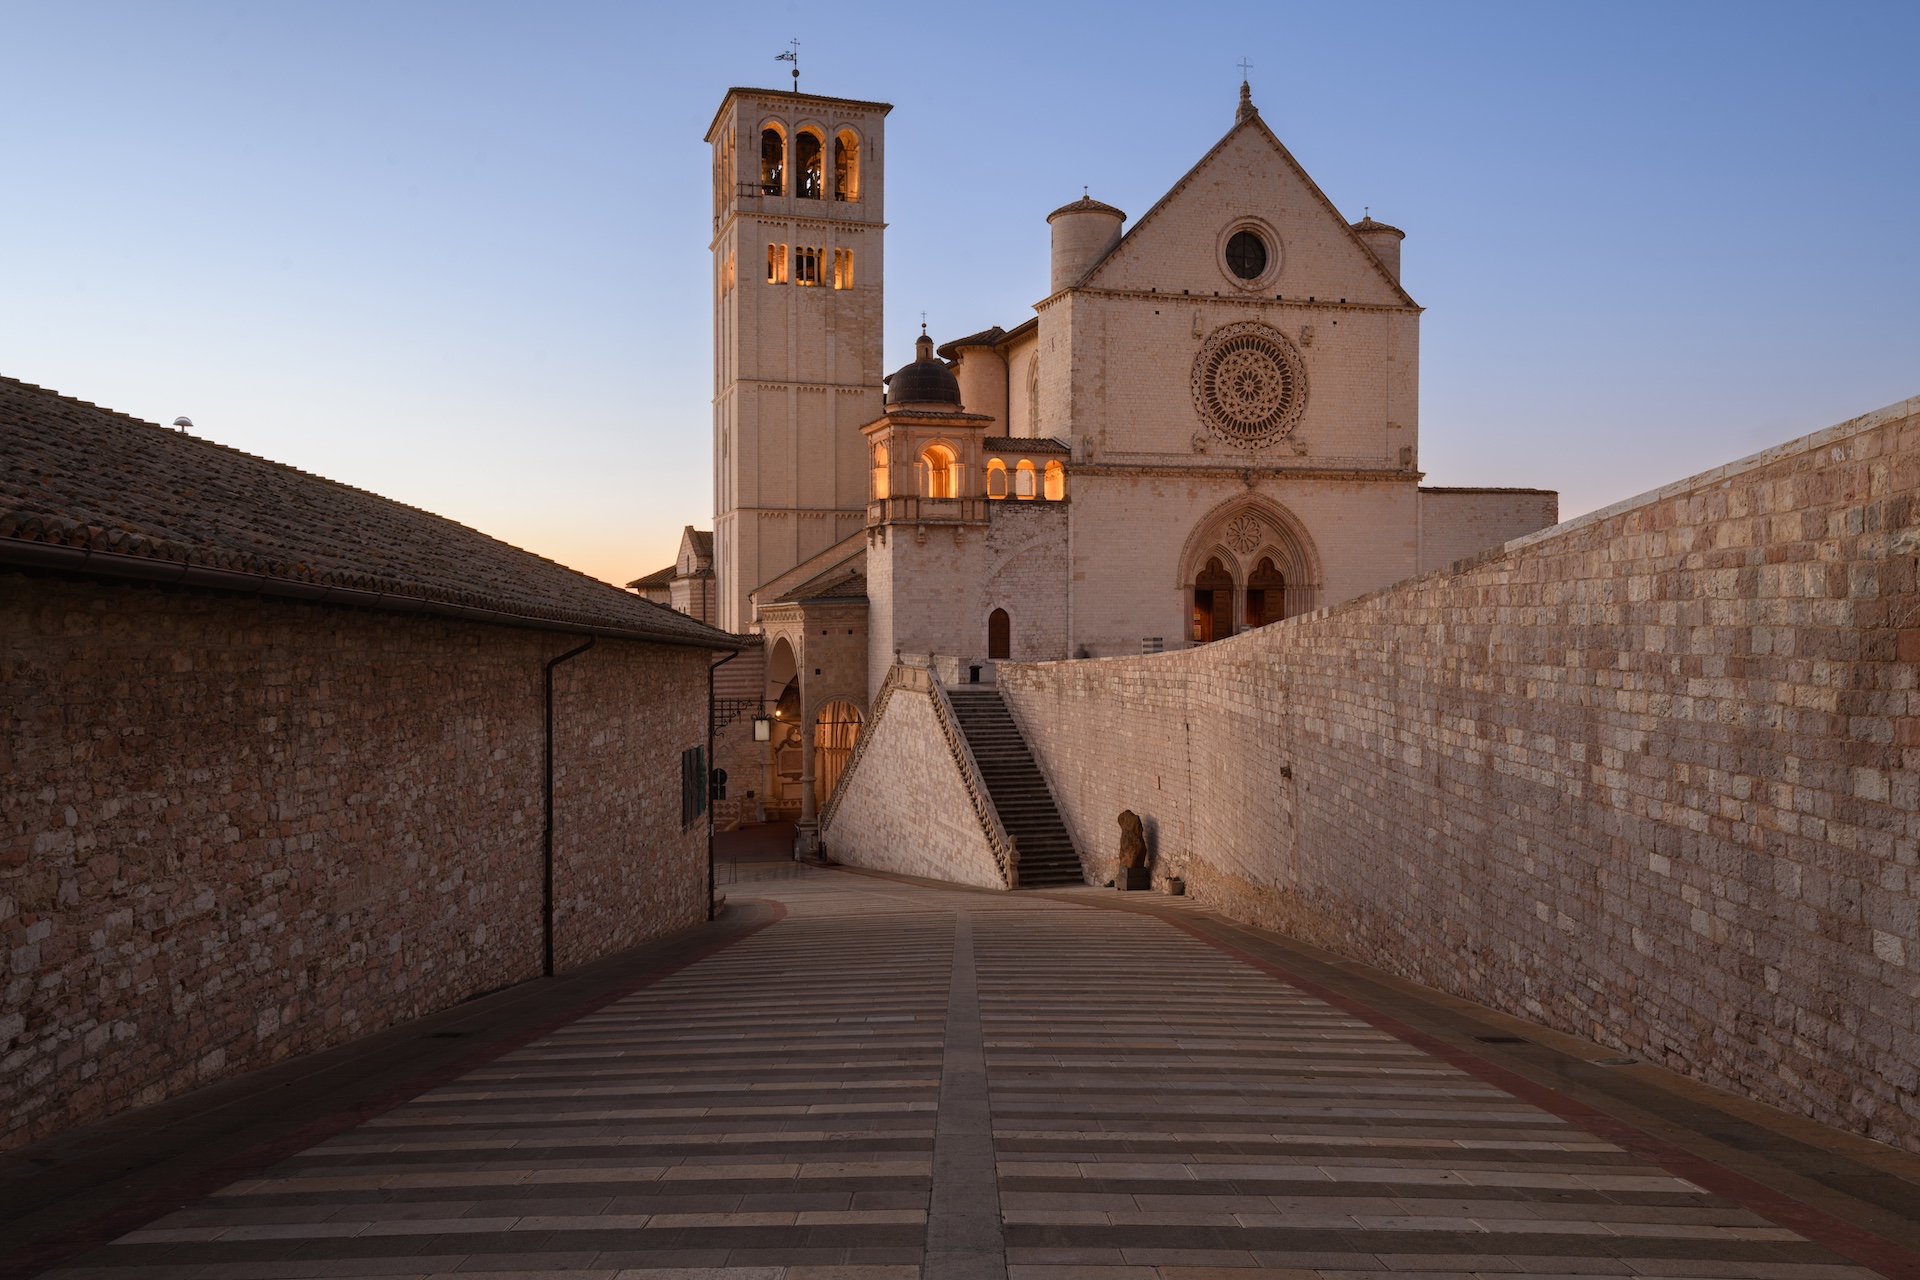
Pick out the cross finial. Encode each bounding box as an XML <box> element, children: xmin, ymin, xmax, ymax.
<box><xmin>1237</xmin><ymin>57</ymin><xmax>1253</xmax><ymax>80</ymax></box>
<box><xmin>920</xmin><ymin>311</ymin><xmax>927</xmax><ymax>334</ymax></box>
<box><xmin>1236</xmin><ymin>64</ymin><xmax>1258</xmax><ymax>123</ymax></box>
<box><xmin>775</xmin><ymin>38</ymin><xmax>801</xmax><ymax>88</ymax></box>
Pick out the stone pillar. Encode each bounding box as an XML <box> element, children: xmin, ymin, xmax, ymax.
<box><xmin>794</xmin><ymin>712</ymin><xmax>820</xmax><ymax>858</ymax></box>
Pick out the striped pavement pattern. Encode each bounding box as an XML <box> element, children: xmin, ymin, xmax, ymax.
<box><xmin>39</xmin><ymin>864</ymin><xmax>1891</xmax><ymax>1280</ymax></box>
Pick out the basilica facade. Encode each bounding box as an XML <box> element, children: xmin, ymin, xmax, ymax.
<box><xmin>660</xmin><ymin>80</ymin><xmax>1557</xmax><ymax>840</ymax></box>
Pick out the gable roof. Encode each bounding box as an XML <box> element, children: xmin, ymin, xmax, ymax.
<box><xmin>749</xmin><ymin>532</ymin><xmax>866</xmax><ymax>608</ymax></box>
<box><xmin>1073</xmin><ymin>102</ymin><xmax>1418</xmax><ymax>308</ymax></box>
<box><xmin>0</xmin><ymin>376</ymin><xmax>737</xmax><ymax>649</ymax></box>
<box><xmin>627</xmin><ymin>564</ymin><xmax>675</xmax><ymax>590</ymax></box>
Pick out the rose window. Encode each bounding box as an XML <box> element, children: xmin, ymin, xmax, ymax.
<box><xmin>1190</xmin><ymin>322</ymin><xmax>1307</xmax><ymax>447</ymax></box>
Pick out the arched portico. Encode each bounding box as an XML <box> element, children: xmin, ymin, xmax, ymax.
<box><xmin>1178</xmin><ymin>496</ymin><xmax>1322</xmax><ymax>641</ymax></box>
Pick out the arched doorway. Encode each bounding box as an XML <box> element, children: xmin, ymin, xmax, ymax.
<box><xmin>765</xmin><ymin>637</ymin><xmax>801</xmax><ymax>816</ymax></box>
<box><xmin>814</xmin><ymin>701</ymin><xmax>863</xmax><ymax>808</ymax></box>
<box><xmin>1192</xmin><ymin>557</ymin><xmax>1235</xmax><ymax>643</ymax></box>
<box><xmin>987</xmin><ymin>608</ymin><xmax>1011</xmax><ymax>660</ymax></box>
<box><xmin>1246</xmin><ymin>556</ymin><xmax>1287</xmax><ymax>629</ymax></box>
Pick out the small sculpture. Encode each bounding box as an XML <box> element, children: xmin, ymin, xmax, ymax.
<box><xmin>1118</xmin><ymin>810</ymin><xmax>1147</xmax><ymax>869</ymax></box>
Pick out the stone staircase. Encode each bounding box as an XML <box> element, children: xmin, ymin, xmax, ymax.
<box><xmin>944</xmin><ymin>687</ymin><xmax>1085</xmax><ymax>887</ymax></box>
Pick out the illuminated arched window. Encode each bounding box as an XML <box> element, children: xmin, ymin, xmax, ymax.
<box><xmin>922</xmin><ymin>444</ymin><xmax>958</xmax><ymax>498</ymax></box>
<box><xmin>986</xmin><ymin>458</ymin><xmax>1008</xmax><ymax>498</ymax></box>
<box><xmin>871</xmin><ymin>442</ymin><xmax>890</xmax><ymax>499</ymax></box>
<box><xmin>760</xmin><ymin>127</ymin><xmax>785</xmax><ymax>195</ymax></box>
<box><xmin>1043</xmin><ymin>459</ymin><xmax>1065</xmax><ymax>501</ymax></box>
<box><xmin>834</xmin><ymin>130</ymin><xmax>860</xmax><ymax>202</ymax></box>
<box><xmin>1014</xmin><ymin>459</ymin><xmax>1036</xmax><ymax>499</ymax></box>
<box><xmin>795</xmin><ymin>130</ymin><xmax>824</xmax><ymax>199</ymax></box>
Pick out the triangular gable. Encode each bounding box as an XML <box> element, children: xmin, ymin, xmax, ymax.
<box><xmin>1078</xmin><ymin>111</ymin><xmax>1416</xmax><ymax>309</ymax></box>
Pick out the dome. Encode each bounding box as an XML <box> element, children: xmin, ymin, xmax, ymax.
<box><xmin>1045</xmin><ymin>195</ymin><xmax>1125</xmax><ymax>224</ymax></box>
<box><xmin>885</xmin><ymin>330</ymin><xmax>962</xmax><ymax>408</ymax></box>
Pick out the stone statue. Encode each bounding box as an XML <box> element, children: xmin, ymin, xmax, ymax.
<box><xmin>1118</xmin><ymin>810</ymin><xmax>1147</xmax><ymax>870</ymax></box>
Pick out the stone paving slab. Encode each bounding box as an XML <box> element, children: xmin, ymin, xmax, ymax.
<box><xmin>6</xmin><ymin>851</ymin><xmax>1920</xmax><ymax>1280</ymax></box>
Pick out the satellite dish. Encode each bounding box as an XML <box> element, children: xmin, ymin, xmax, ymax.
<box><xmin>172</xmin><ymin>417</ymin><xmax>193</xmax><ymax>431</ymax></box>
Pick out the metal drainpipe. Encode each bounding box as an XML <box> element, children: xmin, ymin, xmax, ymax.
<box><xmin>544</xmin><ymin>637</ymin><xmax>596</xmax><ymax>977</ymax></box>
<box><xmin>708</xmin><ymin>649</ymin><xmax>738</xmax><ymax>921</ymax></box>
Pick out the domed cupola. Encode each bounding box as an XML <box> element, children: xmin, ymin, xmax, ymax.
<box><xmin>884</xmin><ymin>327</ymin><xmax>963</xmax><ymax>408</ymax></box>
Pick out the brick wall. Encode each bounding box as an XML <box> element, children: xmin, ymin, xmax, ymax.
<box><xmin>1002</xmin><ymin>397</ymin><xmax>1920</xmax><ymax>1152</ymax></box>
<box><xmin>1419</xmin><ymin>487</ymin><xmax>1559</xmax><ymax>574</ymax></box>
<box><xmin>1</xmin><ymin>574</ymin><xmax>712</xmax><ymax>1151</ymax></box>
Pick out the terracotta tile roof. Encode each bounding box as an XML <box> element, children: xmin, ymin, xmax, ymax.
<box><xmin>627</xmin><ymin>565</ymin><xmax>675</xmax><ymax>589</ymax></box>
<box><xmin>984</xmin><ymin>436</ymin><xmax>1071</xmax><ymax>455</ymax></box>
<box><xmin>0</xmin><ymin>376</ymin><xmax>738</xmax><ymax>649</ymax></box>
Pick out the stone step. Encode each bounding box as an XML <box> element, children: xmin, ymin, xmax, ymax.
<box><xmin>944</xmin><ymin>687</ymin><xmax>1084</xmax><ymax>888</ymax></box>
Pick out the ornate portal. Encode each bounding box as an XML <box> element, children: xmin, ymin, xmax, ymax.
<box><xmin>1190</xmin><ymin>321</ymin><xmax>1308</xmax><ymax>448</ymax></box>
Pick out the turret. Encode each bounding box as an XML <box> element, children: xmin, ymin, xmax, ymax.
<box><xmin>1352</xmin><ymin>215</ymin><xmax>1405</xmax><ymax>284</ymax></box>
<box><xmin>1046</xmin><ymin>196</ymin><xmax>1125</xmax><ymax>294</ymax></box>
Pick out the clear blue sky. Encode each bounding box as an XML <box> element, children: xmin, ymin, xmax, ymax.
<box><xmin>4</xmin><ymin>1</ymin><xmax>1916</xmax><ymax>585</ymax></box>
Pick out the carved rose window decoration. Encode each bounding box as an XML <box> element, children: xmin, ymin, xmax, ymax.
<box><xmin>1225</xmin><ymin>515</ymin><xmax>1263</xmax><ymax>555</ymax></box>
<box><xmin>1190</xmin><ymin>322</ymin><xmax>1307</xmax><ymax>448</ymax></box>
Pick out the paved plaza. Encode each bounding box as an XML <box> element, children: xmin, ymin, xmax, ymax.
<box><xmin>5</xmin><ymin>838</ymin><xmax>1920</xmax><ymax>1280</ymax></box>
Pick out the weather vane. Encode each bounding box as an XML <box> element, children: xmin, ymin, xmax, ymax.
<box><xmin>775</xmin><ymin>38</ymin><xmax>800</xmax><ymax>89</ymax></box>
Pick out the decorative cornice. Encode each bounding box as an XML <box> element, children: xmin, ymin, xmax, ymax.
<box><xmin>1037</xmin><ymin>286</ymin><xmax>1419</xmax><ymax>316</ymax></box>
<box><xmin>1073</xmin><ymin>461</ymin><xmax>1424</xmax><ymax>483</ymax></box>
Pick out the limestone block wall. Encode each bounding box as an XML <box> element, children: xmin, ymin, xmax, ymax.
<box><xmin>821</xmin><ymin>668</ymin><xmax>1008</xmax><ymax>890</ymax></box>
<box><xmin>1</xmin><ymin>575</ymin><xmax>711</xmax><ymax>1151</ymax></box>
<box><xmin>1002</xmin><ymin>396</ymin><xmax>1920</xmax><ymax>1151</ymax></box>
<box><xmin>1419</xmin><ymin>486</ymin><xmax>1559</xmax><ymax>574</ymax></box>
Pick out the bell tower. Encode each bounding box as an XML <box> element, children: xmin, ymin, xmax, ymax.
<box><xmin>707</xmin><ymin>86</ymin><xmax>891</xmax><ymax>633</ymax></box>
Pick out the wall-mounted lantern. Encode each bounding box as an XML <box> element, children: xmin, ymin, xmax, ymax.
<box><xmin>752</xmin><ymin>713</ymin><xmax>773</xmax><ymax>742</ymax></box>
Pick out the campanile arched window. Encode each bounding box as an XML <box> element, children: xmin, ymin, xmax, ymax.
<box><xmin>871</xmin><ymin>442</ymin><xmax>890</xmax><ymax>499</ymax></box>
<box><xmin>795</xmin><ymin>130</ymin><xmax>824</xmax><ymax>199</ymax></box>
<box><xmin>760</xmin><ymin>127</ymin><xmax>784</xmax><ymax>195</ymax></box>
<box><xmin>834</xmin><ymin>130</ymin><xmax>860</xmax><ymax>202</ymax></box>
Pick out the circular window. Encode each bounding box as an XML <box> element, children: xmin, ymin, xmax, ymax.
<box><xmin>1225</xmin><ymin>230</ymin><xmax>1268</xmax><ymax>280</ymax></box>
<box><xmin>1190</xmin><ymin>322</ymin><xmax>1308</xmax><ymax>448</ymax></box>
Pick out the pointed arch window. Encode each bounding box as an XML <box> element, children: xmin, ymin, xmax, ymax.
<box><xmin>795</xmin><ymin>130</ymin><xmax>824</xmax><ymax>199</ymax></box>
<box><xmin>833</xmin><ymin>130</ymin><xmax>860</xmax><ymax>202</ymax></box>
<box><xmin>760</xmin><ymin>127</ymin><xmax>785</xmax><ymax>195</ymax></box>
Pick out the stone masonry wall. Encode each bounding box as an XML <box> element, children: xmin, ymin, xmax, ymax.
<box><xmin>1</xmin><ymin>574</ymin><xmax>711</xmax><ymax>1151</ymax></box>
<box><xmin>822</xmin><ymin>673</ymin><xmax>1006</xmax><ymax>890</ymax></box>
<box><xmin>1002</xmin><ymin>397</ymin><xmax>1920</xmax><ymax>1151</ymax></box>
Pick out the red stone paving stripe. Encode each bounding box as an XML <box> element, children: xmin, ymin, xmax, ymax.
<box><xmin>0</xmin><ymin>898</ymin><xmax>788</xmax><ymax>1280</ymax></box>
<box><xmin>1141</xmin><ymin>908</ymin><xmax>1920</xmax><ymax>1280</ymax></box>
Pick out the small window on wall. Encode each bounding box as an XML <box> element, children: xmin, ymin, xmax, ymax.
<box><xmin>795</xmin><ymin>130</ymin><xmax>824</xmax><ymax>199</ymax></box>
<box><xmin>794</xmin><ymin>245</ymin><xmax>822</xmax><ymax>285</ymax></box>
<box><xmin>721</xmin><ymin>249</ymin><xmax>735</xmax><ymax>294</ymax></box>
<box><xmin>680</xmin><ymin>745</ymin><xmax>707</xmax><ymax>828</ymax></box>
<box><xmin>834</xmin><ymin>130</ymin><xmax>860</xmax><ymax>201</ymax></box>
<box><xmin>871</xmin><ymin>442</ymin><xmax>890</xmax><ymax>499</ymax></box>
<box><xmin>1044</xmin><ymin>459</ymin><xmax>1065</xmax><ymax>500</ymax></box>
<box><xmin>922</xmin><ymin>444</ymin><xmax>958</xmax><ymax>498</ymax></box>
<box><xmin>760</xmin><ymin>127</ymin><xmax>784</xmax><ymax>195</ymax></box>
<box><xmin>767</xmin><ymin>244</ymin><xmax>788</xmax><ymax>284</ymax></box>
<box><xmin>832</xmin><ymin>247</ymin><xmax>855</xmax><ymax>289</ymax></box>
<box><xmin>1014</xmin><ymin>459</ymin><xmax>1036</xmax><ymax>499</ymax></box>
<box><xmin>986</xmin><ymin>458</ymin><xmax>1008</xmax><ymax>498</ymax></box>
